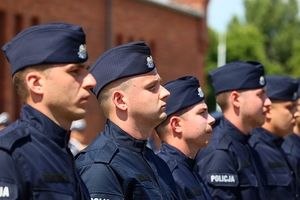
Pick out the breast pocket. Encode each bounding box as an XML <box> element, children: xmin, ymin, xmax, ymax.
<box><xmin>267</xmin><ymin>173</ymin><xmax>291</xmax><ymax>187</ymax></box>
<box><xmin>33</xmin><ymin>189</ymin><xmax>72</xmax><ymax>200</ymax></box>
<box><xmin>239</xmin><ymin>171</ymin><xmax>258</xmax><ymax>188</ymax></box>
<box><xmin>132</xmin><ymin>184</ymin><xmax>163</xmax><ymax>200</ymax></box>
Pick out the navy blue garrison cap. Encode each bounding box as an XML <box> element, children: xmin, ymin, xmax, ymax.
<box><xmin>163</xmin><ymin>76</ymin><xmax>205</xmax><ymax>117</ymax></box>
<box><xmin>90</xmin><ymin>41</ymin><xmax>156</xmax><ymax>97</ymax></box>
<box><xmin>296</xmin><ymin>77</ymin><xmax>300</xmax><ymax>98</ymax></box>
<box><xmin>209</xmin><ymin>61</ymin><xmax>266</xmax><ymax>95</ymax></box>
<box><xmin>2</xmin><ymin>22</ymin><xmax>88</xmax><ymax>76</ymax></box>
<box><xmin>266</xmin><ymin>75</ymin><xmax>298</xmax><ymax>101</ymax></box>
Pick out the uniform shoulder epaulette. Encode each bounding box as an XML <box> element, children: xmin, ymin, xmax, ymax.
<box><xmin>0</xmin><ymin>124</ymin><xmax>30</xmax><ymax>151</ymax></box>
<box><xmin>248</xmin><ymin>134</ymin><xmax>260</xmax><ymax>148</ymax></box>
<box><xmin>166</xmin><ymin>159</ymin><xmax>178</xmax><ymax>172</ymax></box>
<box><xmin>216</xmin><ymin>134</ymin><xmax>232</xmax><ymax>150</ymax></box>
<box><xmin>93</xmin><ymin>140</ymin><xmax>118</xmax><ymax>164</ymax></box>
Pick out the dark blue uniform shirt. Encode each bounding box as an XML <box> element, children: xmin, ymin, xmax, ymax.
<box><xmin>195</xmin><ymin>117</ymin><xmax>269</xmax><ymax>200</ymax></box>
<box><xmin>158</xmin><ymin>142</ymin><xmax>212</xmax><ymax>200</ymax></box>
<box><xmin>282</xmin><ymin>133</ymin><xmax>300</xmax><ymax>183</ymax></box>
<box><xmin>75</xmin><ymin>120</ymin><xmax>179</xmax><ymax>200</ymax></box>
<box><xmin>0</xmin><ymin>104</ymin><xmax>90</xmax><ymax>200</ymax></box>
<box><xmin>249</xmin><ymin>127</ymin><xmax>299</xmax><ymax>200</ymax></box>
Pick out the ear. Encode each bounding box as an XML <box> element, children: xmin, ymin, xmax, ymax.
<box><xmin>26</xmin><ymin>71</ymin><xmax>43</xmax><ymax>95</ymax></box>
<box><xmin>231</xmin><ymin>91</ymin><xmax>241</xmax><ymax>108</ymax></box>
<box><xmin>112</xmin><ymin>91</ymin><xmax>127</xmax><ymax>111</ymax></box>
<box><xmin>170</xmin><ymin>116</ymin><xmax>182</xmax><ymax>134</ymax></box>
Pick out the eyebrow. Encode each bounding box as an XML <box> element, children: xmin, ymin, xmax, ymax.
<box><xmin>73</xmin><ymin>63</ymin><xmax>91</xmax><ymax>70</ymax></box>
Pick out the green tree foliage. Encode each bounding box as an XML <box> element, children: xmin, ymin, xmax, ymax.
<box><xmin>226</xmin><ymin>16</ymin><xmax>267</xmax><ymax>63</ymax></box>
<box><xmin>244</xmin><ymin>0</ymin><xmax>300</xmax><ymax>75</ymax></box>
<box><xmin>205</xmin><ymin>0</ymin><xmax>300</xmax><ymax>112</ymax></box>
<box><xmin>205</xmin><ymin>28</ymin><xmax>218</xmax><ymax>111</ymax></box>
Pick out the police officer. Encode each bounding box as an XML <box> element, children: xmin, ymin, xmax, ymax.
<box><xmin>75</xmin><ymin>41</ymin><xmax>179</xmax><ymax>199</ymax></box>
<box><xmin>69</xmin><ymin>119</ymin><xmax>87</xmax><ymax>156</ymax></box>
<box><xmin>249</xmin><ymin>75</ymin><xmax>300</xmax><ymax>199</ymax></box>
<box><xmin>155</xmin><ymin>76</ymin><xmax>214</xmax><ymax>200</ymax></box>
<box><xmin>0</xmin><ymin>112</ymin><xmax>9</xmax><ymax>130</ymax></box>
<box><xmin>0</xmin><ymin>22</ymin><xmax>96</xmax><ymax>199</ymax></box>
<box><xmin>282</xmin><ymin>77</ymin><xmax>300</xmax><ymax>188</ymax></box>
<box><xmin>195</xmin><ymin>61</ymin><xmax>271</xmax><ymax>200</ymax></box>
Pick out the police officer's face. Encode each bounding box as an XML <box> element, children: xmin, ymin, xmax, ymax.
<box><xmin>268</xmin><ymin>100</ymin><xmax>298</xmax><ymax>137</ymax></box>
<box><xmin>124</xmin><ymin>69</ymin><xmax>170</xmax><ymax>132</ymax></box>
<box><xmin>294</xmin><ymin>98</ymin><xmax>300</xmax><ymax>132</ymax></box>
<box><xmin>179</xmin><ymin>101</ymin><xmax>215</xmax><ymax>149</ymax></box>
<box><xmin>39</xmin><ymin>62</ymin><xmax>96</xmax><ymax>126</ymax></box>
<box><xmin>239</xmin><ymin>87</ymin><xmax>270</xmax><ymax>128</ymax></box>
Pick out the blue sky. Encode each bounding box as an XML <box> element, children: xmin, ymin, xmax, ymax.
<box><xmin>207</xmin><ymin>0</ymin><xmax>244</xmax><ymax>33</ymax></box>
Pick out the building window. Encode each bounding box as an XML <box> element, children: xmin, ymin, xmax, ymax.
<box><xmin>0</xmin><ymin>11</ymin><xmax>4</xmax><ymax>112</ymax></box>
<box><xmin>30</xmin><ymin>17</ymin><xmax>39</xmax><ymax>26</ymax></box>
<box><xmin>115</xmin><ymin>34</ymin><xmax>123</xmax><ymax>46</ymax></box>
<box><xmin>14</xmin><ymin>14</ymin><xmax>23</xmax><ymax>118</ymax></box>
<box><xmin>149</xmin><ymin>41</ymin><xmax>156</xmax><ymax>58</ymax></box>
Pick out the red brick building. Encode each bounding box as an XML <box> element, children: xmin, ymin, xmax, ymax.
<box><xmin>0</xmin><ymin>0</ymin><xmax>210</xmax><ymax>141</ymax></box>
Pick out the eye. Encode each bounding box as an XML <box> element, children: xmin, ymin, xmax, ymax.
<box><xmin>70</xmin><ymin>69</ymin><xmax>80</xmax><ymax>75</ymax></box>
<box><xmin>149</xmin><ymin>85</ymin><xmax>157</xmax><ymax>91</ymax></box>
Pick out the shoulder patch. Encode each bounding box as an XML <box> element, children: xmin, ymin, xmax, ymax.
<box><xmin>0</xmin><ymin>124</ymin><xmax>30</xmax><ymax>151</ymax></box>
<box><xmin>0</xmin><ymin>181</ymin><xmax>18</xmax><ymax>199</ymax></box>
<box><xmin>206</xmin><ymin>173</ymin><xmax>239</xmax><ymax>187</ymax></box>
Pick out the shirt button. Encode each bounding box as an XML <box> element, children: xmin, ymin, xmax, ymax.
<box><xmin>291</xmin><ymin>171</ymin><xmax>294</xmax><ymax>175</ymax></box>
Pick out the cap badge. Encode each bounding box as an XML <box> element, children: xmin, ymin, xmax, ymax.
<box><xmin>198</xmin><ymin>87</ymin><xmax>204</xmax><ymax>98</ymax></box>
<box><xmin>146</xmin><ymin>55</ymin><xmax>154</xmax><ymax>68</ymax></box>
<box><xmin>293</xmin><ymin>92</ymin><xmax>298</xmax><ymax>100</ymax></box>
<box><xmin>78</xmin><ymin>44</ymin><xmax>87</xmax><ymax>59</ymax></box>
<box><xmin>259</xmin><ymin>76</ymin><xmax>265</xmax><ymax>86</ymax></box>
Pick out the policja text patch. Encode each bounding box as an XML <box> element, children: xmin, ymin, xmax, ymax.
<box><xmin>0</xmin><ymin>181</ymin><xmax>18</xmax><ymax>199</ymax></box>
<box><xmin>206</xmin><ymin>174</ymin><xmax>239</xmax><ymax>187</ymax></box>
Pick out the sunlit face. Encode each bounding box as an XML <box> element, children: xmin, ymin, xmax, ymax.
<box><xmin>294</xmin><ymin>98</ymin><xmax>300</xmax><ymax>130</ymax></box>
<box><xmin>269</xmin><ymin>100</ymin><xmax>298</xmax><ymax>137</ymax></box>
<box><xmin>124</xmin><ymin>69</ymin><xmax>170</xmax><ymax>128</ymax></box>
<box><xmin>179</xmin><ymin>101</ymin><xmax>215</xmax><ymax>149</ymax></box>
<box><xmin>41</xmin><ymin>62</ymin><xmax>96</xmax><ymax>122</ymax></box>
<box><xmin>239</xmin><ymin>87</ymin><xmax>271</xmax><ymax>128</ymax></box>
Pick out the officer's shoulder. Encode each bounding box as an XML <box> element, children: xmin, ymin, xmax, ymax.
<box><xmin>216</xmin><ymin>134</ymin><xmax>233</xmax><ymax>150</ymax></box>
<box><xmin>76</xmin><ymin>134</ymin><xmax>118</xmax><ymax>166</ymax></box>
<box><xmin>248</xmin><ymin>132</ymin><xmax>261</xmax><ymax>147</ymax></box>
<box><xmin>0</xmin><ymin>122</ymin><xmax>30</xmax><ymax>152</ymax></box>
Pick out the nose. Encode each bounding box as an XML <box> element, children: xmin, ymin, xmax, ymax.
<box><xmin>208</xmin><ymin>114</ymin><xmax>216</xmax><ymax>125</ymax></box>
<box><xmin>84</xmin><ymin>73</ymin><xmax>97</xmax><ymax>89</ymax></box>
<box><xmin>264</xmin><ymin>97</ymin><xmax>272</xmax><ymax>107</ymax></box>
<box><xmin>160</xmin><ymin>85</ymin><xmax>170</xmax><ymax>100</ymax></box>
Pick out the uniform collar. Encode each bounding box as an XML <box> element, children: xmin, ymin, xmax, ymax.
<box><xmin>160</xmin><ymin>142</ymin><xmax>195</xmax><ymax>170</ymax></box>
<box><xmin>219</xmin><ymin>117</ymin><xmax>250</xmax><ymax>144</ymax></box>
<box><xmin>252</xmin><ymin>127</ymin><xmax>284</xmax><ymax>147</ymax></box>
<box><xmin>104</xmin><ymin>119</ymin><xmax>147</xmax><ymax>152</ymax></box>
<box><xmin>20</xmin><ymin>104</ymin><xmax>70</xmax><ymax>148</ymax></box>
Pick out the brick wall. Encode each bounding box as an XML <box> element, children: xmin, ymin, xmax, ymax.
<box><xmin>0</xmin><ymin>0</ymin><xmax>209</xmax><ymax>144</ymax></box>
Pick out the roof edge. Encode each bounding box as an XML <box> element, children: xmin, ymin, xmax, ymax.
<box><xmin>135</xmin><ymin>0</ymin><xmax>205</xmax><ymax>18</ymax></box>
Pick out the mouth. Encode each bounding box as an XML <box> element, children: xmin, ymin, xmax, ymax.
<box><xmin>80</xmin><ymin>95</ymin><xmax>90</xmax><ymax>103</ymax></box>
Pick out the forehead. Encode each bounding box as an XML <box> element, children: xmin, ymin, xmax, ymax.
<box><xmin>53</xmin><ymin>61</ymin><xmax>90</xmax><ymax>68</ymax></box>
<box><xmin>184</xmin><ymin>101</ymin><xmax>207</xmax><ymax>112</ymax></box>
<box><xmin>131</xmin><ymin>68</ymin><xmax>159</xmax><ymax>82</ymax></box>
<box><xmin>272</xmin><ymin>100</ymin><xmax>296</xmax><ymax>108</ymax></box>
<box><xmin>240</xmin><ymin>87</ymin><xmax>265</xmax><ymax>95</ymax></box>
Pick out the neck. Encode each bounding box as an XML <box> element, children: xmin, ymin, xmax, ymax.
<box><xmin>110</xmin><ymin>117</ymin><xmax>152</xmax><ymax>140</ymax></box>
<box><xmin>224</xmin><ymin>113</ymin><xmax>251</xmax><ymax>135</ymax></box>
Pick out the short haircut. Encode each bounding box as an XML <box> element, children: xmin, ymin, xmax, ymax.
<box><xmin>12</xmin><ymin>64</ymin><xmax>51</xmax><ymax>102</ymax></box>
